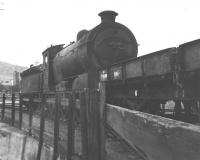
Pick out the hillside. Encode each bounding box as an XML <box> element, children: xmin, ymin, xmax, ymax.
<box><xmin>0</xmin><ymin>61</ymin><xmax>27</xmax><ymax>82</ymax></box>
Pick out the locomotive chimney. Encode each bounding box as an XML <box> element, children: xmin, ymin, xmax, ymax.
<box><xmin>98</xmin><ymin>10</ymin><xmax>118</xmax><ymax>23</ymax></box>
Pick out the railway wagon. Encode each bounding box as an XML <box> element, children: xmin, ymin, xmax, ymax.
<box><xmin>99</xmin><ymin>39</ymin><xmax>200</xmax><ymax>123</ymax></box>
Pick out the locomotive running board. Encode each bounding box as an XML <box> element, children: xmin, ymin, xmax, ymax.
<box><xmin>106</xmin><ymin>104</ymin><xmax>200</xmax><ymax>160</ymax></box>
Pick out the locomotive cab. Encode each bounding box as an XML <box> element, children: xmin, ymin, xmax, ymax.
<box><xmin>42</xmin><ymin>44</ymin><xmax>64</xmax><ymax>92</ymax></box>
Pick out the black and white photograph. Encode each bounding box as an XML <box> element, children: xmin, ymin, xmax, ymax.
<box><xmin>0</xmin><ymin>0</ymin><xmax>200</xmax><ymax>160</ymax></box>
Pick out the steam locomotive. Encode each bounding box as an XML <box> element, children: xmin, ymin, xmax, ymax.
<box><xmin>21</xmin><ymin>10</ymin><xmax>138</xmax><ymax>93</ymax></box>
<box><xmin>20</xmin><ymin>11</ymin><xmax>200</xmax><ymax>123</ymax></box>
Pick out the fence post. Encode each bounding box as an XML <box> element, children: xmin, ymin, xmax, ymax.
<box><xmin>80</xmin><ymin>90</ymin><xmax>88</xmax><ymax>160</ymax></box>
<box><xmin>87</xmin><ymin>67</ymin><xmax>102</xmax><ymax>160</ymax></box>
<box><xmin>86</xmin><ymin>88</ymin><xmax>101</xmax><ymax>160</ymax></box>
<box><xmin>19</xmin><ymin>94</ymin><xmax>23</xmax><ymax>129</ymax></box>
<box><xmin>99</xmin><ymin>82</ymin><xmax>106</xmax><ymax>160</ymax></box>
<box><xmin>37</xmin><ymin>94</ymin><xmax>46</xmax><ymax>160</ymax></box>
<box><xmin>1</xmin><ymin>93</ymin><xmax>6</xmax><ymax>120</ymax></box>
<box><xmin>67</xmin><ymin>92</ymin><xmax>75</xmax><ymax>160</ymax></box>
<box><xmin>28</xmin><ymin>96</ymin><xmax>33</xmax><ymax>136</ymax></box>
<box><xmin>53</xmin><ymin>93</ymin><xmax>60</xmax><ymax>160</ymax></box>
<box><xmin>11</xmin><ymin>93</ymin><xmax>15</xmax><ymax>126</ymax></box>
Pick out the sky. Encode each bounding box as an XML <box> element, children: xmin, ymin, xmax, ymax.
<box><xmin>0</xmin><ymin>0</ymin><xmax>200</xmax><ymax>67</ymax></box>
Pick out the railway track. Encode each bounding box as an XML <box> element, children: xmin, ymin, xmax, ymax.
<box><xmin>106</xmin><ymin>125</ymin><xmax>147</xmax><ymax>160</ymax></box>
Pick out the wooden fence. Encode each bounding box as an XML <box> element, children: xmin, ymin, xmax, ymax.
<box><xmin>0</xmin><ymin>84</ymin><xmax>106</xmax><ymax>160</ymax></box>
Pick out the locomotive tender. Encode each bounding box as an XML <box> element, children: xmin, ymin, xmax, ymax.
<box><xmin>21</xmin><ymin>11</ymin><xmax>200</xmax><ymax>123</ymax></box>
